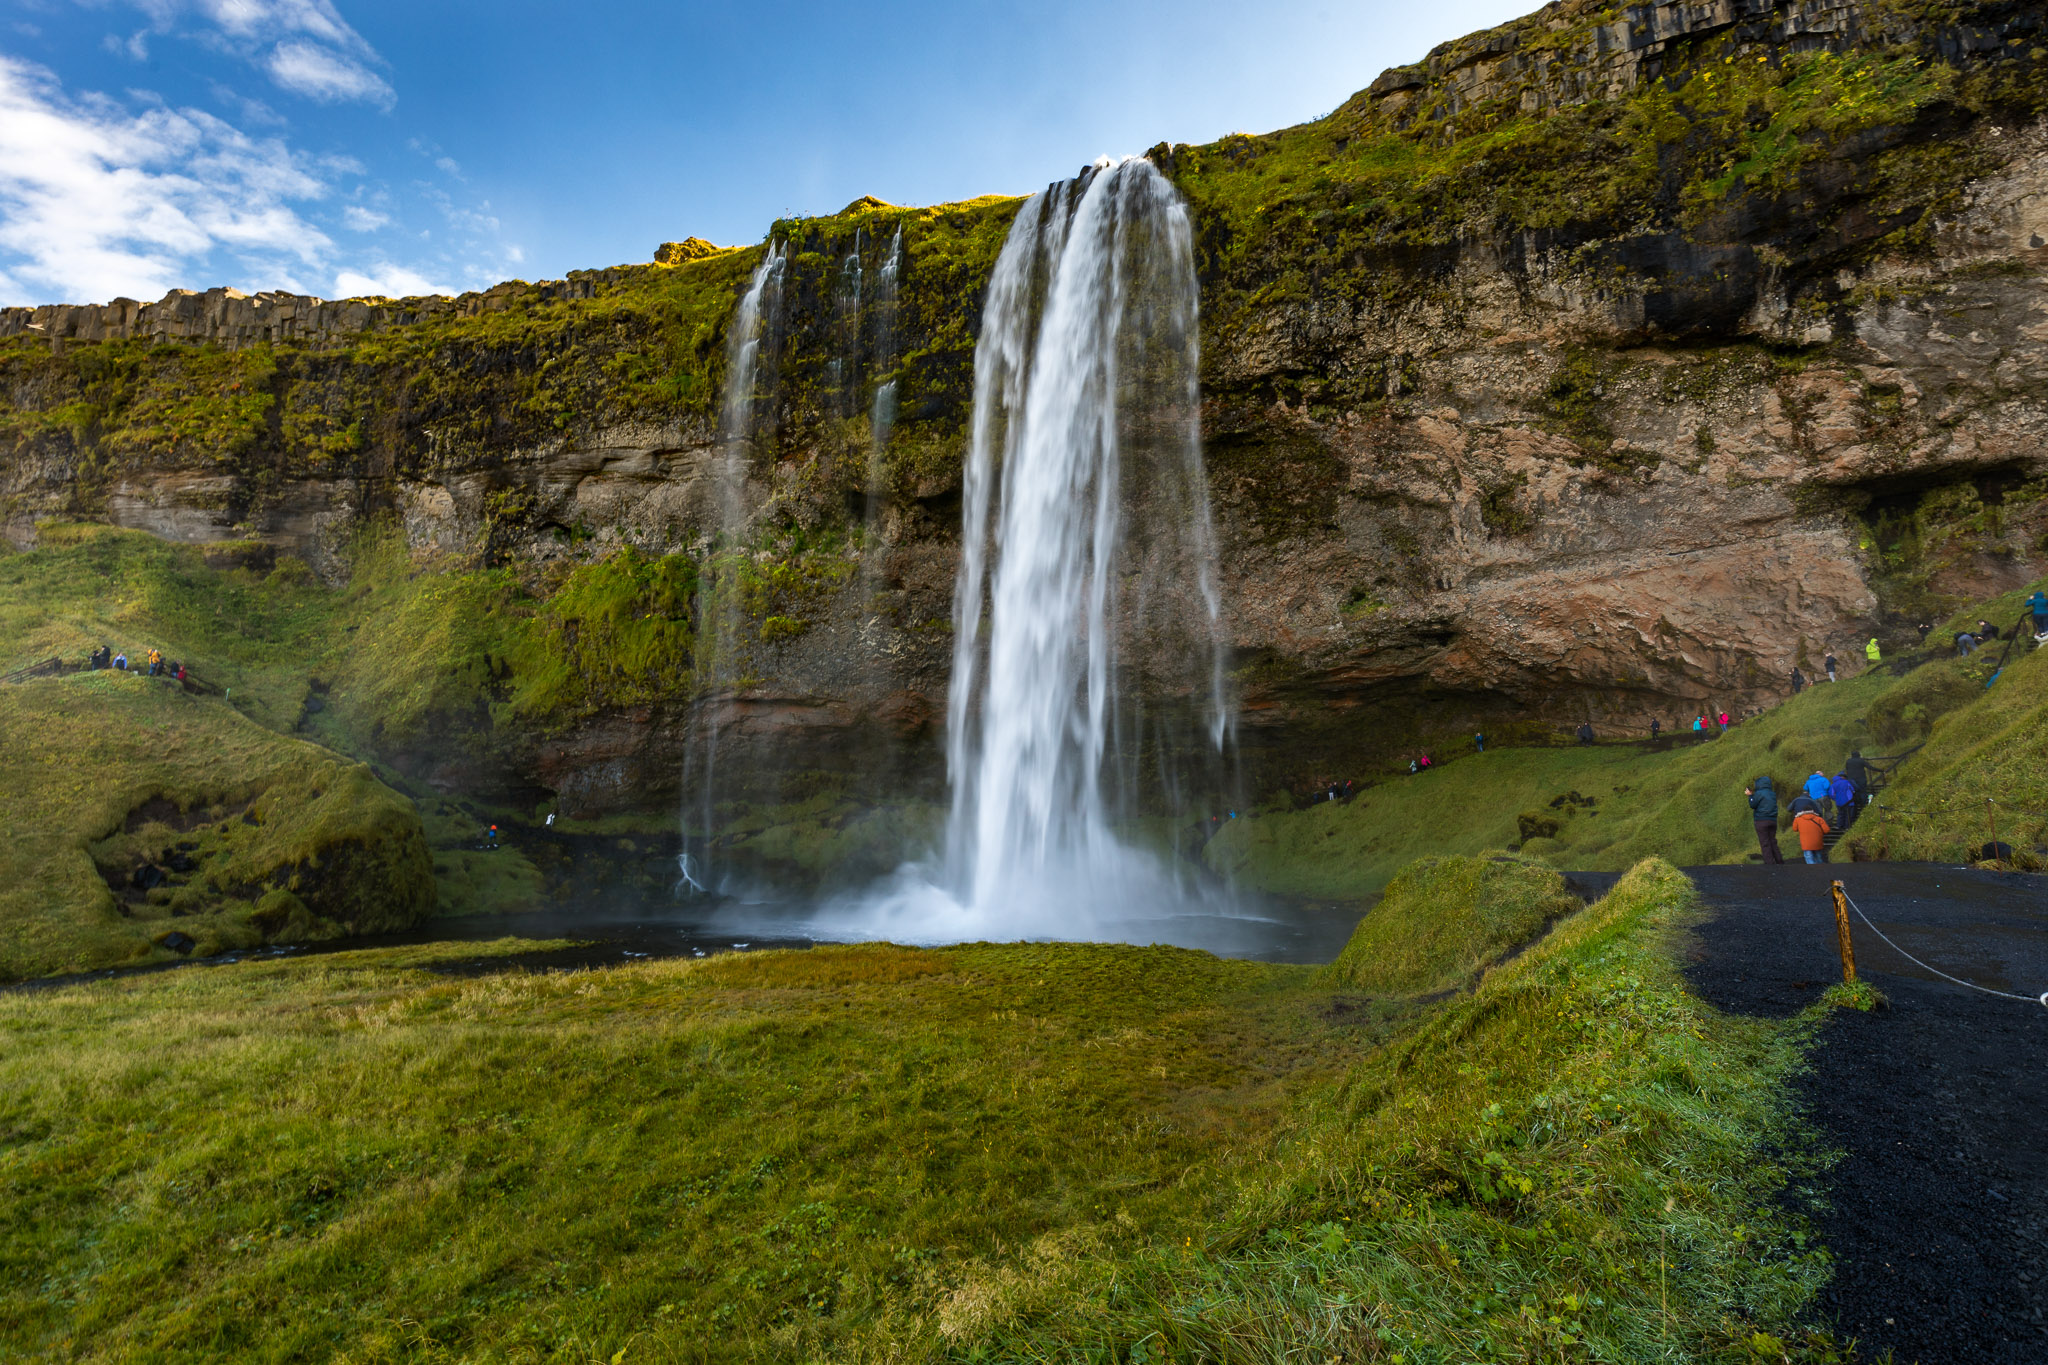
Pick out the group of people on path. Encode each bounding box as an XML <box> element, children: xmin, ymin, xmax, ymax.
<box><xmin>1745</xmin><ymin>755</ymin><xmax>1872</xmax><ymax>864</ymax></box>
<box><xmin>87</xmin><ymin>645</ymin><xmax>186</xmax><ymax>681</ymax></box>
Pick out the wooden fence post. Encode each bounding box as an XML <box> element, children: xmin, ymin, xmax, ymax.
<box><xmin>1830</xmin><ymin>880</ymin><xmax>1857</xmax><ymax>984</ymax></box>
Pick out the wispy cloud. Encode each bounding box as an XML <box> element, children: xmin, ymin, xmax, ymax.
<box><xmin>264</xmin><ymin>37</ymin><xmax>390</xmax><ymax>107</ymax></box>
<box><xmin>95</xmin><ymin>0</ymin><xmax>394</xmax><ymax>109</ymax></box>
<box><xmin>0</xmin><ymin>52</ymin><xmax>335</xmax><ymax>302</ymax></box>
<box><xmin>340</xmin><ymin>203</ymin><xmax>385</xmax><ymax>231</ymax></box>
<box><xmin>333</xmin><ymin>260</ymin><xmax>448</xmax><ymax>298</ymax></box>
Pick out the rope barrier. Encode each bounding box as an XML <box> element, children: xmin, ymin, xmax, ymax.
<box><xmin>1839</xmin><ymin>888</ymin><xmax>2048</xmax><ymax>1010</ymax></box>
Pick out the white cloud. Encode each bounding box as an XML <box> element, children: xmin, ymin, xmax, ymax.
<box><xmin>0</xmin><ymin>53</ymin><xmax>338</xmax><ymax>303</ymax></box>
<box><xmin>93</xmin><ymin>0</ymin><xmax>395</xmax><ymax>109</ymax></box>
<box><xmin>340</xmin><ymin>203</ymin><xmax>385</xmax><ymax>231</ymax></box>
<box><xmin>333</xmin><ymin>261</ymin><xmax>448</xmax><ymax>298</ymax></box>
<box><xmin>265</xmin><ymin>38</ymin><xmax>391</xmax><ymax>107</ymax></box>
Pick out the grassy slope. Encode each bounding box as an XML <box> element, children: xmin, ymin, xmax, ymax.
<box><xmin>1329</xmin><ymin>854</ymin><xmax>1581</xmax><ymax>995</ymax></box>
<box><xmin>0</xmin><ymin>860</ymin><xmax>1845</xmax><ymax>1362</ymax></box>
<box><xmin>1850</xmin><ymin>597</ymin><xmax>2048</xmax><ymax>865</ymax></box>
<box><xmin>1209</xmin><ymin>673</ymin><xmax>1890</xmax><ymax>897</ymax></box>
<box><xmin>0</xmin><ymin>672</ymin><xmax>431</xmax><ymax>979</ymax></box>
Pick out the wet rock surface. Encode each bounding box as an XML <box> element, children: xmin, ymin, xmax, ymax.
<box><xmin>1683</xmin><ymin>863</ymin><xmax>2048</xmax><ymax>1362</ymax></box>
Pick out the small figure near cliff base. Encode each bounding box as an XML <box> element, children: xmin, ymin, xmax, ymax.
<box><xmin>1824</xmin><ymin>651</ymin><xmax>1838</xmax><ymax>682</ymax></box>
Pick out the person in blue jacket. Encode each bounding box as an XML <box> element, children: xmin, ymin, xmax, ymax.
<box><xmin>1803</xmin><ymin>770</ymin><xmax>1831</xmax><ymax>803</ymax></box>
<box><xmin>1746</xmin><ymin>776</ymin><xmax>1783</xmax><ymax>864</ymax></box>
<box><xmin>2030</xmin><ymin>589</ymin><xmax>2048</xmax><ymax>637</ymax></box>
<box><xmin>1828</xmin><ymin>771</ymin><xmax>1857</xmax><ymax>827</ymax></box>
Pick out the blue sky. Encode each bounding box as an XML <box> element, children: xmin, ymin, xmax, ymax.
<box><xmin>0</xmin><ymin>0</ymin><xmax>1530</xmax><ymax>307</ymax></box>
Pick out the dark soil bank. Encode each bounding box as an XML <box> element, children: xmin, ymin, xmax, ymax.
<box><xmin>1682</xmin><ymin>864</ymin><xmax>2048</xmax><ymax>1364</ymax></box>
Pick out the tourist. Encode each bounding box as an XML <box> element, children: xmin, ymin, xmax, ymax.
<box><xmin>1692</xmin><ymin>715</ymin><xmax>1704</xmax><ymax>733</ymax></box>
<box><xmin>1577</xmin><ymin>722</ymin><xmax>1595</xmax><ymax>746</ymax></box>
<box><xmin>1829</xmin><ymin>771</ymin><xmax>1856</xmax><ymax>828</ymax></box>
<box><xmin>1957</xmin><ymin>631</ymin><xmax>1976</xmax><ymax>657</ymax></box>
<box><xmin>1475</xmin><ymin>732</ymin><xmax>1486</xmax><ymax>753</ymax></box>
<box><xmin>1419</xmin><ymin>752</ymin><xmax>1433</xmax><ymax>770</ymax></box>
<box><xmin>113</xmin><ymin>652</ymin><xmax>127</xmax><ymax>670</ymax></box>
<box><xmin>1916</xmin><ymin>622</ymin><xmax>1932</xmax><ymax>642</ymax></box>
<box><xmin>1824</xmin><ymin>650</ymin><xmax>1838</xmax><ymax>682</ymax></box>
<box><xmin>146</xmin><ymin>648</ymin><xmax>162</xmax><ymax>676</ymax></box>
<box><xmin>1866</xmin><ymin>637</ymin><xmax>1882</xmax><ymax>665</ymax></box>
<box><xmin>1977</xmin><ymin>619</ymin><xmax>2000</xmax><ymax>642</ymax></box>
<box><xmin>1409</xmin><ymin>758</ymin><xmax>1418</xmax><ymax>775</ymax></box>
<box><xmin>1844</xmin><ymin>751</ymin><xmax>1871</xmax><ymax>809</ymax></box>
<box><xmin>1791</xmin><ymin>667</ymin><xmax>1806</xmax><ymax>694</ymax></box>
<box><xmin>1791</xmin><ymin>805</ymin><xmax>1830</xmax><ymax>865</ymax></box>
<box><xmin>1717</xmin><ymin>709</ymin><xmax>1730</xmax><ymax>729</ymax></box>
<box><xmin>88</xmin><ymin>645</ymin><xmax>109</xmax><ymax>670</ymax></box>
<box><xmin>2029</xmin><ymin>589</ymin><xmax>2048</xmax><ymax>637</ymax></box>
<box><xmin>1650</xmin><ymin>718</ymin><xmax>1661</xmax><ymax>738</ymax></box>
<box><xmin>1746</xmin><ymin>777</ymin><xmax>1783</xmax><ymax>864</ymax></box>
<box><xmin>1803</xmin><ymin>770</ymin><xmax>1831</xmax><ymax>804</ymax></box>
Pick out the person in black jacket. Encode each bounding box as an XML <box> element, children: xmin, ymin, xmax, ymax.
<box><xmin>1746</xmin><ymin>776</ymin><xmax>1784</xmax><ymax>864</ymax></box>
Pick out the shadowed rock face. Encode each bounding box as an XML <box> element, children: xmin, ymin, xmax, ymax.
<box><xmin>5</xmin><ymin>0</ymin><xmax>2048</xmax><ymax>816</ymax></box>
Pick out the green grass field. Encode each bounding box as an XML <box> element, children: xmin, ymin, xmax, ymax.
<box><xmin>0</xmin><ymin>858</ymin><xmax>1843</xmax><ymax>1362</ymax></box>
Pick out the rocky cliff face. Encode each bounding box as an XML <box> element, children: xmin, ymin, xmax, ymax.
<box><xmin>4</xmin><ymin>0</ymin><xmax>2047</xmax><ymax>823</ymax></box>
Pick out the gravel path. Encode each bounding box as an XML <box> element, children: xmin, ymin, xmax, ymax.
<box><xmin>1682</xmin><ymin>863</ymin><xmax>2048</xmax><ymax>1364</ymax></box>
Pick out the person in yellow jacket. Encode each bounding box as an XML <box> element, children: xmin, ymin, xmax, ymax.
<box><xmin>1864</xmin><ymin>637</ymin><xmax>1881</xmax><ymax>665</ymax></box>
<box><xmin>1791</xmin><ymin>806</ymin><xmax>1831</xmax><ymax>865</ymax></box>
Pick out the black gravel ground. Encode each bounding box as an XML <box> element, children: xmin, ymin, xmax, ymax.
<box><xmin>1681</xmin><ymin>863</ymin><xmax>2048</xmax><ymax>1364</ymax></box>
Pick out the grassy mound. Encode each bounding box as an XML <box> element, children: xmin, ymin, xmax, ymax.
<box><xmin>0</xmin><ymin>672</ymin><xmax>432</xmax><ymax>978</ymax></box>
<box><xmin>1328</xmin><ymin>854</ymin><xmax>1581</xmax><ymax>996</ymax></box>
<box><xmin>967</xmin><ymin>859</ymin><xmax>1835</xmax><ymax>1361</ymax></box>
<box><xmin>0</xmin><ymin>860</ymin><xmax>1843</xmax><ymax>1361</ymax></box>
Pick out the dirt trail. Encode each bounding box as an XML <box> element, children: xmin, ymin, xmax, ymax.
<box><xmin>1682</xmin><ymin>864</ymin><xmax>2048</xmax><ymax>1364</ymax></box>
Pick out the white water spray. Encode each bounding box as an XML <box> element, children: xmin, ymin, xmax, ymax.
<box><xmin>823</xmin><ymin>157</ymin><xmax>1232</xmax><ymax>939</ymax></box>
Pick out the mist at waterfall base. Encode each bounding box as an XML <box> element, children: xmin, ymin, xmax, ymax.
<box><xmin>682</xmin><ymin>159</ymin><xmax>1338</xmax><ymax>959</ymax></box>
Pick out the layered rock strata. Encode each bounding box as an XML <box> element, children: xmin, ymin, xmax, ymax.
<box><xmin>4</xmin><ymin>0</ymin><xmax>2048</xmax><ymax>818</ymax></box>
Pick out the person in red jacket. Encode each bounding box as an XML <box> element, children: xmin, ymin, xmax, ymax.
<box><xmin>1791</xmin><ymin>806</ymin><xmax>1830</xmax><ymax>865</ymax></box>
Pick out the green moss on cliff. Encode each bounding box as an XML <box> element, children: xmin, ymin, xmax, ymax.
<box><xmin>0</xmin><ymin>672</ymin><xmax>432</xmax><ymax>978</ymax></box>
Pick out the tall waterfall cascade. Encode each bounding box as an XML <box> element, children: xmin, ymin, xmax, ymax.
<box><xmin>847</xmin><ymin>156</ymin><xmax>1234</xmax><ymax>938</ymax></box>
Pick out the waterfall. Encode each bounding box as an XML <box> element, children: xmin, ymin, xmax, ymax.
<box><xmin>680</xmin><ymin>243</ymin><xmax>787</xmax><ymax>894</ymax></box>
<box><xmin>834</xmin><ymin>156</ymin><xmax>1232</xmax><ymax>937</ymax></box>
<box><xmin>831</xmin><ymin>229</ymin><xmax>864</xmax><ymax>419</ymax></box>
<box><xmin>862</xmin><ymin>227</ymin><xmax>904</xmax><ymax>579</ymax></box>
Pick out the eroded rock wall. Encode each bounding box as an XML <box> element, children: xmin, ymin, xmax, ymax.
<box><xmin>4</xmin><ymin>0</ymin><xmax>2048</xmax><ymax>814</ymax></box>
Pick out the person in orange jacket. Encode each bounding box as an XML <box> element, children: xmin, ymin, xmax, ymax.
<box><xmin>1791</xmin><ymin>805</ymin><xmax>1830</xmax><ymax>865</ymax></box>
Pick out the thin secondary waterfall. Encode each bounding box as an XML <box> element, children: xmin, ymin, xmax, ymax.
<box><xmin>865</xmin><ymin>226</ymin><xmax>903</xmax><ymax>517</ymax></box>
<box><xmin>861</xmin><ymin>227</ymin><xmax>904</xmax><ymax>594</ymax></box>
<box><xmin>680</xmin><ymin>242</ymin><xmax>787</xmax><ymax>893</ymax></box>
